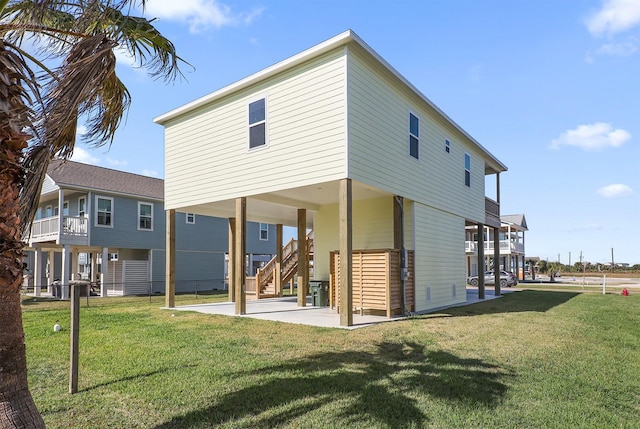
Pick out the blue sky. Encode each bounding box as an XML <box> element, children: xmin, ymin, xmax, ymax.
<box><xmin>70</xmin><ymin>0</ymin><xmax>640</xmax><ymax>265</ymax></box>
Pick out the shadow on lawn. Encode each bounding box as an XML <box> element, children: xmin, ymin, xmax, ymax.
<box><xmin>154</xmin><ymin>341</ymin><xmax>510</xmax><ymax>428</ymax></box>
<box><xmin>430</xmin><ymin>290</ymin><xmax>580</xmax><ymax>318</ymax></box>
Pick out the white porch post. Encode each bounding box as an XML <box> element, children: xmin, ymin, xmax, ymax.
<box><xmin>57</xmin><ymin>188</ymin><xmax>65</xmax><ymax>243</ymax></box>
<box><xmin>33</xmin><ymin>246</ymin><xmax>42</xmax><ymax>297</ymax></box>
<box><xmin>47</xmin><ymin>250</ymin><xmax>54</xmax><ymax>295</ymax></box>
<box><xmin>61</xmin><ymin>244</ymin><xmax>70</xmax><ymax>299</ymax></box>
<box><xmin>90</xmin><ymin>252</ymin><xmax>97</xmax><ymax>283</ymax></box>
<box><xmin>71</xmin><ymin>248</ymin><xmax>79</xmax><ymax>280</ymax></box>
<box><xmin>101</xmin><ymin>247</ymin><xmax>109</xmax><ymax>297</ymax></box>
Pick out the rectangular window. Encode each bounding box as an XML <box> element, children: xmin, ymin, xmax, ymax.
<box><xmin>45</xmin><ymin>205</ymin><xmax>52</xmax><ymax>218</ymax></box>
<box><xmin>138</xmin><ymin>202</ymin><xmax>153</xmax><ymax>230</ymax></box>
<box><xmin>63</xmin><ymin>201</ymin><xmax>69</xmax><ymax>216</ymax></box>
<box><xmin>78</xmin><ymin>197</ymin><xmax>86</xmax><ymax>217</ymax></box>
<box><xmin>96</xmin><ymin>196</ymin><xmax>113</xmax><ymax>227</ymax></box>
<box><xmin>249</xmin><ymin>98</ymin><xmax>266</xmax><ymax>149</ymax></box>
<box><xmin>259</xmin><ymin>223</ymin><xmax>268</xmax><ymax>241</ymax></box>
<box><xmin>53</xmin><ymin>206</ymin><xmax>59</xmax><ymax>216</ymax></box>
<box><xmin>409</xmin><ymin>113</ymin><xmax>419</xmax><ymax>159</ymax></box>
<box><xmin>445</xmin><ymin>139</ymin><xmax>451</xmax><ymax>153</ymax></box>
<box><xmin>465</xmin><ymin>153</ymin><xmax>471</xmax><ymax>187</ymax></box>
<box><xmin>186</xmin><ymin>213</ymin><xmax>195</xmax><ymax>224</ymax></box>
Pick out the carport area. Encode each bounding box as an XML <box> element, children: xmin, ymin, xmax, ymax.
<box><xmin>169</xmin><ymin>287</ymin><xmax>512</xmax><ymax>330</ymax></box>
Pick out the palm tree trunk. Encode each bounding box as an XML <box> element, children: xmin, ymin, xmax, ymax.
<box><xmin>0</xmin><ymin>42</ymin><xmax>46</xmax><ymax>428</ymax></box>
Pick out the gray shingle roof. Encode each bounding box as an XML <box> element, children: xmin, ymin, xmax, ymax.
<box><xmin>47</xmin><ymin>159</ymin><xmax>164</xmax><ymax>200</ymax></box>
<box><xmin>501</xmin><ymin>214</ymin><xmax>528</xmax><ymax>230</ymax></box>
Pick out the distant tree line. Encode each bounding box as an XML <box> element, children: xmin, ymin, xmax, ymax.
<box><xmin>533</xmin><ymin>260</ymin><xmax>640</xmax><ymax>275</ymax></box>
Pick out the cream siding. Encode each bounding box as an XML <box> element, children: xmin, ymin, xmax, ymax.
<box><xmin>164</xmin><ymin>49</ymin><xmax>348</xmax><ymax>210</ymax></box>
<box><xmin>313</xmin><ymin>197</ymin><xmax>394</xmax><ymax>281</ymax></box>
<box><xmin>413</xmin><ymin>203</ymin><xmax>467</xmax><ymax>312</ymax></box>
<box><xmin>347</xmin><ymin>46</ymin><xmax>486</xmax><ymax>224</ymax></box>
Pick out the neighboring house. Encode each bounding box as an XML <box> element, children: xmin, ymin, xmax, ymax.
<box><xmin>155</xmin><ymin>30</ymin><xmax>508</xmax><ymax>326</ymax></box>
<box><xmin>465</xmin><ymin>214</ymin><xmax>528</xmax><ymax>280</ymax></box>
<box><xmin>24</xmin><ymin>160</ymin><xmax>276</xmax><ymax>298</ymax></box>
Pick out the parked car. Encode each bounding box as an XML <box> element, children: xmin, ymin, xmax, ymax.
<box><xmin>467</xmin><ymin>271</ymin><xmax>517</xmax><ymax>287</ymax></box>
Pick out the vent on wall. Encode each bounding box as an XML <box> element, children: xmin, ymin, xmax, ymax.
<box><xmin>426</xmin><ymin>286</ymin><xmax>431</xmax><ymax>302</ymax></box>
<box><xmin>452</xmin><ymin>284</ymin><xmax>457</xmax><ymax>298</ymax></box>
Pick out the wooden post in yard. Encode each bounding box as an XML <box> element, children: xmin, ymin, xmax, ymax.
<box><xmin>339</xmin><ymin>179</ymin><xmax>353</xmax><ymax>326</ymax></box>
<box><xmin>228</xmin><ymin>217</ymin><xmax>236</xmax><ymax>302</ymax></box>
<box><xmin>235</xmin><ymin>198</ymin><xmax>246</xmax><ymax>315</ymax></box>
<box><xmin>297</xmin><ymin>209</ymin><xmax>308</xmax><ymax>307</ymax></box>
<box><xmin>69</xmin><ymin>283</ymin><xmax>80</xmax><ymax>393</ymax></box>
<box><xmin>275</xmin><ymin>224</ymin><xmax>283</xmax><ymax>296</ymax></box>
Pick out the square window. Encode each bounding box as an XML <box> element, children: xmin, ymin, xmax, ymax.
<box><xmin>186</xmin><ymin>213</ymin><xmax>195</xmax><ymax>224</ymax></box>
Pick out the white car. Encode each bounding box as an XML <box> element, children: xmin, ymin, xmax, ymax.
<box><xmin>467</xmin><ymin>271</ymin><xmax>517</xmax><ymax>287</ymax></box>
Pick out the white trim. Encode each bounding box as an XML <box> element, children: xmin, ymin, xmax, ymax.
<box><xmin>137</xmin><ymin>201</ymin><xmax>154</xmax><ymax>231</ymax></box>
<box><xmin>95</xmin><ymin>195</ymin><xmax>114</xmax><ymax>228</ymax></box>
<box><xmin>344</xmin><ymin>45</ymin><xmax>350</xmax><ymax>178</ymax></box>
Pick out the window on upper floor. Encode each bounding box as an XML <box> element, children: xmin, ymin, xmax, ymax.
<box><xmin>445</xmin><ymin>139</ymin><xmax>451</xmax><ymax>154</ymax></box>
<box><xmin>138</xmin><ymin>202</ymin><xmax>153</xmax><ymax>231</ymax></box>
<box><xmin>464</xmin><ymin>153</ymin><xmax>471</xmax><ymax>187</ymax></box>
<box><xmin>63</xmin><ymin>201</ymin><xmax>69</xmax><ymax>216</ymax></box>
<box><xmin>409</xmin><ymin>112</ymin><xmax>419</xmax><ymax>159</ymax></box>
<box><xmin>186</xmin><ymin>213</ymin><xmax>195</xmax><ymax>224</ymax></box>
<box><xmin>45</xmin><ymin>205</ymin><xmax>52</xmax><ymax>218</ymax></box>
<box><xmin>96</xmin><ymin>196</ymin><xmax>113</xmax><ymax>227</ymax></box>
<box><xmin>78</xmin><ymin>197</ymin><xmax>86</xmax><ymax>218</ymax></box>
<box><xmin>249</xmin><ymin>97</ymin><xmax>267</xmax><ymax>150</ymax></box>
<box><xmin>259</xmin><ymin>223</ymin><xmax>268</xmax><ymax>241</ymax></box>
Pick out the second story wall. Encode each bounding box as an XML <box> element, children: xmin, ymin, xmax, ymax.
<box><xmin>347</xmin><ymin>44</ymin><xmax>487</xmax><ymax>224</ymax></box>
<box><xmin>163</xmin><ymin>47</ymin><xmax>349</xmax><ymax>211</ymax></box>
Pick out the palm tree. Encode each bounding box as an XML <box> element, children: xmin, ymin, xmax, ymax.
<box><xmin>0</xmin><ymin>1</ymin><xmax>184</xmax><ymax>426</ymax></box>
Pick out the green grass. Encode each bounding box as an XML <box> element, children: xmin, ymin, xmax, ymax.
<box><xmin>22</xmin><ymin>291</ymin><xmax>640</xmax><ymax>428</ymax></box>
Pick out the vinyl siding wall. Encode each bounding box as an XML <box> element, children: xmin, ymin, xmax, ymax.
<box><xmin>347</xmin><ymin>45</ymin><xmax>486</xmax><ymax>224</ymax></box>
<box><xmin>163</xmin><ymin>48</ymin><xmax>349</xmax><ymax>210</ymax></box>
<box><xmin>412</xmin><ymin>203</ymin><xmax>467</xmax><ymax>312</ymax></box>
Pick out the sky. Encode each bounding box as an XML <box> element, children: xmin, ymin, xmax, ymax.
<box><xmin>69</xmin><ymin>0</ymin><xmax>640</xmax><ymax>266</ymax></box>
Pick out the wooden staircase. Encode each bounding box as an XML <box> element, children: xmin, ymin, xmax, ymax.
<box><xmin>248</xmin><ymin>231</ymin><xmax>313</xmax><ymax>299</ymax></box>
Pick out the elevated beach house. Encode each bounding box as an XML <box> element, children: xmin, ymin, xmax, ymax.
<box><xmin>24</xmin><ymin>160</ymin><xmax>276</xmax><ymax>298</ymax></box>
<box><xmin>155</xmin><ymin>30</ymin><xmax>508</xmax><ymax>326</ymax></box>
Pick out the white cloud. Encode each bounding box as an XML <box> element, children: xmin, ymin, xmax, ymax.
<box><xmin>568</xmin><ymin>222</ymin><xmax>603</xmax><ymax>233</ymax></box>
<box><xmin>596</xmin><ymin>38</ymin><xmax>639</xmax><ymax>56</ymax></box>
<box><xmin>550</xmin><ymin>122</ymin><xmax>631</xmax><ymax>151</ymax></box>
<box><xmin>76</xmin><ymin>125</ymin><xmax>88</xmax><ymax>135</ymax></box>
<box><xmin>70</xmin><ymin>147</ymin><xmax>100</xmax><ymax>165</ymax></box>
<box><xmin>597</xmin><ymin>183</ymin><xmax>634</xmax><ymax>197</ymax></box>
<box><xmin>107</xmin><ymin>158</ymin><xmax>128</xmax><ymax>167</ymax></box>
<box><xmin>586</xmin><ymin>0</ymin><xmax>640</xmax><ymax>36</ymax></box>
<box><xmin>141</xmin><ymin>169</ymin><xmax>159</xmax><ymax>177</ymax></box>
<box><xmin>145</xmin><ymin>0</ymin><xmax>264</xmax><ymax>33</ymax></box>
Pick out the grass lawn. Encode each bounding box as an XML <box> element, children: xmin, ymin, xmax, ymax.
<box><xmin>22</xmin><ymin>290</ymin><xmax>639</xmax><ymax>428</ymax></box>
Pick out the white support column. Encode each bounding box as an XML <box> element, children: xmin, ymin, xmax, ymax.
<box><xmin>58</xmin><ymin>188</ymin><xmax>65</xmax><ymax>243</ymax></box>
<box><xmin>90</xmin><ymin>252</ymin><xmax>97</xmax><ymax>283</ymax></box>
<box><xmin>47</xmin><ymin>250</ymin><xmax>54</xmax><ymax>295</ymax></box>
<box><xmin>33</xmin><ymin>247</ymin><xmax>42</xmax><ymax>297</ymax></box>
<box><xmin>71</xmin><ymin>248</ymin><xmax>79</xmax><ymax>280</ymax></box>
<box><xmin>101</xmin><ymin>247</ymin><xmax>109</xmax><ymax>297</ymax></box>
<box><xmin>61</xmin><ymin>244</ymin><xmax>70</xmax><ymax>299</ymax></box>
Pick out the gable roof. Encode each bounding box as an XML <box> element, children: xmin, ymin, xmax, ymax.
<box><xmin>47</xmin><ymin>159</ymin><xmax>164</xmax><ymax>200</ymax></box>
<box><xmin>154</xmin><ymin>29</ymin><xmax>507</xmax><ymax>174</ymax></box>
<box><xmin>501</xmin><ymin>214</ymin><xmax>528</xmax><ymax>230</ymax></box>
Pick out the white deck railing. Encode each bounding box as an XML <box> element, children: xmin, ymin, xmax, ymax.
<box><xmin>465</xmin><ymin>239</ymin><xmax>524</xmax><ymax>254</ymax></box>
<box><xmin>29</xmin><ymin>216</ymin><xmax>88</xmax><ymax>242</ymax></box>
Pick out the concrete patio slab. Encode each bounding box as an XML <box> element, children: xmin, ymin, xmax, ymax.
<box><xmin>170</xmin><ymin>287</ymin><xmax>513</xmax><ymax>330</ymax></box>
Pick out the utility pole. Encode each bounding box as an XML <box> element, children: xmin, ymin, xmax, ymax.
<box><xmin>568</xmin><ymin>252</ymin><xmax>571</xmax><ymax>270</ymax></box>
<box><xmin>611</xmin><ymin>248</ymin><xmax>615</xmax><ymax>273</ymax></box>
